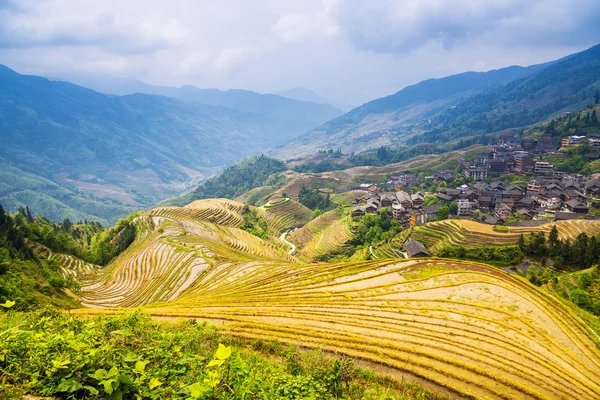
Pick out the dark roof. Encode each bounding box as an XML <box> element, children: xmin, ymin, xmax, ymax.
<box><xmin>445</xmin><ymin>188</ymin><xmax>460</xmax><ymax>196</ymax></box>
<box><xmin>484</xmin><ymin>216</ymin><xmax>501</xmax><ymax>225</ymax></box>
<box><xmin>565</xmin><ymin>199</ymin><xmax>586</xmax><ymax>208</ymax></box>
<box><xmin>514</xmin><ymin>262</ymin><xmax>532</xmax><ymax>275</ymax></box>
<box><xmin>436</xmin><ymin>193</ymin><xmax>453</xmax><ymax>201</ymax></box>
<box><xmin>423</xmin><ymin>204</ymin><xmax>443</xmax><ymax>214</ymax></box>
<box><xmin>517</xmin><ymin>197</ymin><xmax>536</xmax><ymax>205</ymax></box>
<box><xmin>554</xmin><ymin>212</ymin><xmax>591</xmax><ymax>221</ymax></box>
<box><xmin>404</xmin><ymin>240</ymin><xmax>431</xmax><ymax>257</ymax></box>
<box><xmin>507</xmin><ymin>220</ymin><xmax>547</xmax><ymax>227</ymax></box>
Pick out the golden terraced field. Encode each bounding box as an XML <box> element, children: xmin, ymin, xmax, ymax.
<box><xmin>411</xmin><ymin>219</ymin><xmax>600</xmax><ymax>254</ymax></box>
<box><xmin>57</xmin><ymin>202</ymin><xmax>600</xmax><ymax>399</ymax></box>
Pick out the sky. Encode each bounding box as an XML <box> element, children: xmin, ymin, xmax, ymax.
<box><xmin>1</xmin><ymin>0</ymin><xmax>600</xmax><ymax>107</ymax></box>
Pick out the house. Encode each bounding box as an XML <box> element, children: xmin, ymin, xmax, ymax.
<box><xmin>516</xmin><ymin>197</ymin><xmax>539</xmax><ymax>210</ymax></box>
<box><xmin>464</xmin><ymin>166</ymin><xmax>488</xmax><ymax>181</ymax></box>
<box><xmin>495</xmin><ymin>203</ymin><xmax>511</xmax><ymax>221</ymax></box>
<box><xmin>358</xmin><ymin>183</ymin><xmax>376</xmax><ymax>192</ymax></box>
<box><xmin>436</xmin><ymin>193</ymin><xmax>453</xmax><ymax>202</ymax></box>
<box><xmin>478</xmin><ymin>196</ymin><xmax>493</xmax><ymax>209</ymax></box>
<box><xmin>404</xmin><ymin>240</ymin><xmax>431</xmax><ymax>258</ymax></box>
<box><xmin>527</xmin><ymin>179</ymin><xmax>543</xmax><ymax>194</ymax></box>
<box><xmin>554</xmin><ymin>212</ymin><xmax>591</xmax><ymax>221</ymax></box>
<box><xmin>488</xmin><ymin>159</ymin><xmax>507</xmax><ymax>176</ymax></box>
<box><xmin>444</xmin><ymin>188</ymin><xmax>461</xmax><ymax>199</ymax></box>
<box><xmin>434</xmin><ymin>170</ymin><xmax>455</xmax><ymax>182</ymax></box>
<box><xmin>589</xmin><ymin>135</ymin><xmax>600</xmax><ymax>148</ymax></box>
<box><xmin>380</xmin><ymin>192</ymin><xmax>397</xmax><ymax>207</ymax></box>
<box><xmin>352</xmin><ymin>207</ymin><xmax>366</xmax><ymax>217</ymax></box>
<box><xmin>534</xmin><ymin>162</ymin><xmax>555</xmax><ymax>176</ymax></box>
<box><xmin>365</xmin><ymin>200</ymin><xmax>379</xmax><ymax>214</ymax></box>
<box><xmin>515</xmin><ymin>208</ymin><xmax>534</xmax><ymax>220</ymax></box>
<box><xmin>484</xmin><ymin>215</ymin><xmax>501</xmax><ymax>225</ymax></box>
<box><xmin>585</xmin><ymin>180</ymin><xmax>600</xmax><ymax>196</ymax></box>
<box><xmin>423</xmin><ymin>204</ymin><xmax>443</xmax><ymax>219</ymax></box>
<box><xmin>514</xmin><ymin>153</ymin><xmax>534</xmax><ymax>173</ymax></box>
<box><xmin>564</xmin><ymin>200</ymin><xmax>589</xmax><ymax>214</ymax></box>
<box><xmin>562</xmin><ymin>135</ymin><xmax>587</xmax><ymax>147</ymax></box>
<box><xmin>395</xmin><ymin>190</ymin><xmax>413</xmax><ymax>208</ymax></box>
<box><xmin>411</xmin><ymin>193</ymin><xmax>425</xmax><ymax>207</ymax></box>
<box><xmin>457</xmin><ymin>200</ymin><xmax>473</xmax><ymax>216</ymax></box>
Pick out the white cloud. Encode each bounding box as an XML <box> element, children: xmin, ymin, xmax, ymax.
<box><xmin>0</xmin><ymin>0</ymin><xmax>598</xmax><ymax>104</ymax></box>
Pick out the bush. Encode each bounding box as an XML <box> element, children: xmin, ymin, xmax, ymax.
<box><xmin>493</xmin><ymin>225</ymin><xmax>509</xmax><ymax>232</ymax></box>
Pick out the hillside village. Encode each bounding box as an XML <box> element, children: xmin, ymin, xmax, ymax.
<box><xmin>352</xmin><ymin>131</ymin><xmax>600</xmax><ymax>228</ymax></box>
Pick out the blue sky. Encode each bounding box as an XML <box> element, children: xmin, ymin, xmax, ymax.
<box><xmin>1</xmin><ymin>0</ymin><xmax>599</xmax><ymax>106</ymax></box>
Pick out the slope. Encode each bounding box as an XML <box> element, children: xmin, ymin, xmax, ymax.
<box><xmin>0</xmin><ymin>65</ymin><xmax>306</xmax><ymax>223</ymax></box>
<box><xmin>44</xmin><ymin>199</ymin><xmax>600</xmax><ymax>399</ymax></box>
<box><xmin>274</xmin><ymin>62</ymin><xmax>548</xmax><ymax>158</ymax></box>
<box><xmin>53</xmin><ymin>73</ymin><xmax>344</xmax><ymax>143</ymax></box>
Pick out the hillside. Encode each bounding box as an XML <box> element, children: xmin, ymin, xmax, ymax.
<box><xmin>273</xmin><ymin>63</ymin><xmax>548</xmax><ymax>158</ymax></box>
<box><xmin>0</xmin><ymin>66</ymin><xmax>335</xmax><ymax>224</ymax></box>
<box><xmin>55</xmin><ymin>74</ymin><xmax>344</xmax><ymax>140</ymax></box>
<box><xmin>34</xmin><ymin>201</ymin><xmax>599</xmax><ymax>399</ymax></box>
<box><xmin>274</xmin><ymin>44</ymin><xmax>600</xmax><ymax>159</ymax></box>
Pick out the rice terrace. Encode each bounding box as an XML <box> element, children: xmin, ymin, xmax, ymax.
<box><xmin>45</xmin><ymin>199</ymin><xmax>600</xmax><ymax>400</ymax></box>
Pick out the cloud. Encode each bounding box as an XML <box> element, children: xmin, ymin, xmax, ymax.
<box><xmin>0</xmin><ymin>0</ymin><xmax>598</xmax><ymax>104</ymax></box>
<box><xmin>328</xmin><ymin>0</ymin><xmax>600</xmax><ymax>53</ymax></box>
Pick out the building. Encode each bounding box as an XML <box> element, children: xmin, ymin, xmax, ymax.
<box><xmin>422</xmin><ymin>204</ymin><xmax>443</xmax><ymax>220</ymax></box>
<box><xmin>495</xmin><ymin>203</ymin><xmax>511</xmax><ymax>221</ymax></box>
<box><xmin>585</xmin><ymin>180</ymin><xmax>600</xmax><ymax>196</ymax></box>
<box><xmin>464</xmin><ymin>166</ymin><xmax>488</xmax><ymax>181</ymax></box>
<box><xmin>589</xmin><ymin>135</ymin><xmax>600</xmax><ymax>148</ymax></box>
<box><xmin>534</xmin><ymin>162</ymin><xmax>555</xmax><ymax>176</ymax></box>
<box><xmin>562</xmin><ymin>135</ymin><xmax>587</xmax><ymax>147</ymax></box>
<box><xmin>488</xmin><ymin>159</ymin><xmax>507</xmax><ymax>176</ymax></box>
<box><xmin>352</xmin><ymin>207</ymin><xmax>365</xmax><ymax>217</ymax></box>
<box><xmin>457</xmin><ymin>200</ymin><xmax>472</xmax><ymax>216</ymax></box>
<box><xmin>514</xmin><ymin>153</ymin><xmax>534</xmax><ymax>173</ymax></box>
<box><xmin>404</xmin><ymin>240</ymin><xmax>431</xmax><ymax>258</ymax></box>
<box><xmin>564</xmin><ymin>200</ymin><xmax>589</xmax><ymax>214</ymax></box>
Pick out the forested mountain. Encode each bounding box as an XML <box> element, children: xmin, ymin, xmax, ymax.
<box><xmin>0</xmin><ymin>66</ymin><xmax>326</xmax><ymax>224</ymax></box>
<box><xmin>274</xmin><ymin>44</ymin><xmax>600</xmax><ymax>159</ymax></box>
<box><xmin>164</xmin><ymin>155</ymin><xmax>287</xmax><ymax>206</ymax></box>
<box><xmin>55</xmin><ymin>75</ymin><xmax>343</xmax><ymax>141</ymax></box>
<box><xmin>273</xmin><ymin>62</ymin><xmax>549</xmax><ymax>158</ymax></box>
<box><xmin>419</xmin><ymin>44</ymin><xmax>600</xmax><ymax>143</ymax></box>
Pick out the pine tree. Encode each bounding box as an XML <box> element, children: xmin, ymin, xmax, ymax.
<box><xmin>592</xmin><ymin>110</ymin><xmax>598</xmax><ymax>125</ymax></box>
<box><xmin>595</xmin><ymin>90</ymin><xmax>600</xmax><ymax>105</ymax></box>
<box><xmin>25</xmin><ymin>206</ymin><xmax>33</xmax><ymax>223</ymax></box>
<box><xmin>548</xmin><ymin>225</ymin><xmax>559</xmax><ymax>254</ymax></box>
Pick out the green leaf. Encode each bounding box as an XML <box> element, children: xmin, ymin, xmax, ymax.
<box><xmin>207</xmin><ymin>359</ymin><xmax>224</xmax><ymax>367</ymax></box>
<box><xmin>0</xmin><ymin>300</ymin><xmax>15</xmax><ymax>309</ymax></box>
<box><xmin>90</xmin><ymin>368</ymin><xmax>108</xmax><ymax>380</ymax></box>
<box><xmin>84</xmin><ymin>386</ymin><xmax>100</xmax><ymax>395</ymax></box>
<box><xmin>214</xmin><ymin>343</ymin><xmax>231</xmax><ymax>360</ymax></box>
<box><xmin>134</xmin><ymin>360</ymin><xmax>149</xmax><ymax>373</ymax></box>
<box><xmin>107</xmin><ymin>366</ymin><xmax>119</xmax><ymax>378</ymax></box>
<box><xmin>101</xmin><ymin>379</ymin><xmax>115</xmax><ymax>395</ymax></box>
<box><xmin>186</xmin><ymin>381</ymin><xmax>207</xmax><ymax>399</ymax></box>
<box><xmin>148</xmin><ymin>377</ymin><xmax>162</xmax><ymax>390</ymax></box>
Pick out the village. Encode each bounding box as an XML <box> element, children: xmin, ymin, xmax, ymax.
<box><xmin>352</xmin><ymin>135</ymin><xmax>600</xmax><ymax>229</ymax></box>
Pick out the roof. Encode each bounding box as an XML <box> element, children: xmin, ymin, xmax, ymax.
<box><xmin>404</xmin><ymin>240</ymin><xmax>431</xmax><ymax>257</ymax></box>
<box><xmin>514</xmin><ymin>262</ymin><xmax>532</xmax><ymax>275</ymax></box>
<box><xmin>565</xmin><ymin>199</ymin><xmax>586</xmax><ymax>208</ymax></box>
<box><xmin>484</xmin><ymin>216</ymin><xmax>501</xmax><ymax>225</ymax></box>
<box><xmin>423</xmin><ymin>204</ymin><xmax>443</xmax><ymax>213</ymax></box>
<box><xmin>396</xmin><ymin>190</ymin><xmax>411</xmax><ymax>202</ymax></box>
<box><xmin>517</xmin><ymin>197</ymin><xmax>536</xmax><ymax>205</ymax></box>
<box><xmin>554</xmin><ymin>212</ymin><xmax>589</xmax><ymax>220</ymax></box>
<box><xmin>436</xmin><ymin>193</ymin><xmax>453</xmax><ymax>201</ymax></box>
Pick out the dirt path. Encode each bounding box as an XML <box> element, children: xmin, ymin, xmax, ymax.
<box><xmin>279</xmin><ymin>231</ymin><xmax>296</xmax><ymax>255</ymax></box>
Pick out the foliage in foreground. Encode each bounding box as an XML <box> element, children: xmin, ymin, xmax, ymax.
<box><xmin>0</xmin><ymin>309</ymin><xmax>444</xmax><ymax>400</ymax></box>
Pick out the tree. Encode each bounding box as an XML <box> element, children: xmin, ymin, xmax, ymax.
<box><xmin>548</xmin><ymin>225</ymin><xmax>559</xmax><ymax>252</ymax></box>
<box><xmin>595</xmin><ymin>90</ymin><xmax>599</xmax><ymax>105</ymax></box>
<box><xmin>592</xmin><ymin>110</ymin><xmax>598</xmax><ymax>125</ymax></box>
<box><xmin>448</xmin><ymin>201</ymin><xmax>458</xmax><ymax>216</ymax></box>
<box><xmin>438</xmin><ymin>206</ymin><xmax>450</xmax><ymax>219</ymax></box>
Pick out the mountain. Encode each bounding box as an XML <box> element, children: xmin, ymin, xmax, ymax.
<box><xmin>0</xmin><ymin>66</ymin><xmax>332</xmax><ymax>224</ymax></box>
<box><xmin>275</xmin><ymin>87</ymin><xmax>329</xmax><ymax>104</ymax></box>
<box><xmin>276</xmin><ymin>44</ymin><xmax>600</xmax><ymax>160</ymax></box>
<box><xmin>53</xmin><ymin>75</ymin><xmax>344</xmax><ymax>141</ymax></box>
<box><xmin>421</xmin><ymin>44</ymin><xmax>600</xmax><ymax>143</ymax></box>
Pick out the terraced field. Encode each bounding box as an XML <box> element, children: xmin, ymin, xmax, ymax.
<box><xmin>55</xmin><ymin>202</ymin><xmax>600</xmax><ymax>399</ymax></box>
<box><xmin>261</xmin><ymin>198</ymin><xmax>312</xmax><ymax>233</ymax></box>
<box><xmin>287</xmin><ymin>210</ymin><xmax>353</xmax><ymax>261</ymax></box>
<box><xmin>148</xmin><ymin>198</ymin><xmax>246</xmax><ymax>227</ymax></box>
<box><xmin>411</xmin><ymin>219</ymin><xmax>600</xmax><ymax>253</ymax></box>
<box><xmin>73</xmin><ymin>256</ymin><xmax>600</xmax><ymax>400</ymax></box>
<box><xmin>73</xmin><ymin>212</ymin><xmax>295</xmax><ymax>309</ymax></box>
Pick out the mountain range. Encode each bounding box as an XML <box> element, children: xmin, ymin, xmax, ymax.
<box><xmin>273</xmin><ymin>44</ymin><xmax>600</xmax><ymax>159</ymax></box>
<box><xmin>2</xmin><ymin>44</ymin><xmax>600</xmax><ymax>224</ymax></box>
<box><xmin>0</xmin><ymin>66</ymin><xmax>341</xmax><ymax>224</ymax></box>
